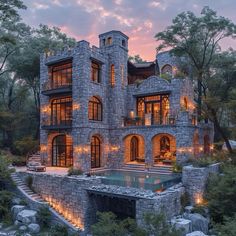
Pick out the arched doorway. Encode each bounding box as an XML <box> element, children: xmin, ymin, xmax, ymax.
<box><xmin>52</xmin><ymin>135</ymin><xmax>73</xmax><ymax>167</ymax></box>
<box><xmin>204</xmin><ymin>135</ymin><xmax>210</xmax><ymax>154</ymax></box>
<box><xmin>152</xmin><ymin>133</ymin><xmax>176</xmax><ymax>165</ymax></box>
<box><xmin>130</xmin><ymin>136</ymin><xmax>139</xmax><ymax>161</ymax></box>
<box><xmin>91</xmin><ymin>136</ymin><xmax>101</xmax><ymax>168</ymax></box>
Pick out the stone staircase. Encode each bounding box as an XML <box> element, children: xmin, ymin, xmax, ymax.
<box><xmin>122</xmin><ymin>163</ymin><xmax>173</xmax><ymax>174</ymax></box>
<box><xmin>11</xmin><ymin>173</ymin><xmax>80</xmax><ymax>232</ymax></box>
<box><xmin>27</xmin><ymin>152</ymin><xmax>41</xmax><ymax>163</ymax></box>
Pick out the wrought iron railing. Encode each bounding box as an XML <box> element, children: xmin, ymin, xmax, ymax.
<box><xmin>42</xmin><ymin>80</ymin><xmax>72</xmax><ymax>92</ymax></box>
<box><xmin>41</xmin><ymin>117</ymin><xmax>72</xmax><ymax>128</ymax></box>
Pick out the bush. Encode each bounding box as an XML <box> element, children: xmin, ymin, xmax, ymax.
<box><xmin>206</xmin><ymin>165</ymin><xmax>236</xmax><ymax>223</ymax></box>
<box><xmin>187</xmin><ymin>156</ymin><xmax>217</xmax><ymax>167</ymax></box>
<box><xmin>160</xmin><ymin>73</ymin><xmax>171</xmax><ymax>81</ymax></box>
<box><xmin>13</xmin><ymin>136</ymin><xmax>39</xmax><ymax>156</ymax></box>
<box><xmin>214</xmin><ymin>214</ymin><xmax>236</xmax><ymax>236</ymax></box>
<box><xmin>0</xmin><ymin>154</ymin><xmax>14</xmax><ymax>190</ymax></box>
<box><xmin>49</xmin><ymin>224</ymin><xmax>69</xmax><ymax>236</ymax></box>
<box><xmin>67</xmin><ymin>167</ymin><xmax>83</xmax><ymax>176</ymax></box>
<box><xmin>37</xmin><ymin>207</ymin><xmax>51</xmax><ymax>228</ymax></box>
<box><xmin>0</xmin><ymin>190</ymin><xmax>13</xmax><ymax>222</ymax></box>
<box><xmin>11</xmin><ymin>155</ymin><xmax>26</xmax><ymax>166</ymax></box>
<box><xmin>91</xmin><ymin>212</ymin><xmax>182</xmax><ymax>236</ymax></box>
<box><xmin>91</xmin><ymin>212</ymin><xmax>146</xmax><ymax>236</ymax></box>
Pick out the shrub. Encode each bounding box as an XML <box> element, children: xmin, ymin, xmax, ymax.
<box><xmin>0</xmin><ymin>190</ymin><xmax>13</xmax><ymax>222</ymax></box>
<box><xmin>172</xmin><ymin>161</ymin><xmax>182</xmax><ymax>173</ymax></box>
<box><xmin>187</xmin><ymin>156</ymin><xmax>217</xmax><ymax>167</ymax></box>
<box><xmin>214</xmin><ymin>214</ymin><xmax>236</xmax><ymax>236</ymax></box>
<box><xmin>206</xmin><ymin>165</ymin><xmax>236</xmax><ymax>223</ymax></box>
<box><xmin>91</xmin><ymin>212</ymin><xmax>146</xmax><ymax>236</ymax></box>
<box><xmin>11</xmin><ymin>155</ymin><xmax>26</xmax><ymax>166</ymax></box>
<box><xmin>160</xmin><ymin>73</ymin><xmax>171</xmax><ymax>81</ymax></box>
<box><xmin>49</xmin><ymin>224</ymin><xmax>69</xmax><ymax>236</ymax></box>
<box><xmin>37</xmin><ymin>207</ymin><xmax>51</xmax><ymax>228</ymax></box>
<box><xmin>67</xmin><ymin>167</ymin><xmax>83</xmax><ymax>176</ymax></box>
<box><xmin>13</xmin><ymin>136</ymin><xmax>39</xmax><ymax>156</ymax></box>
<box><xmin>0</xmin><ymin>154</ymin><xmax>14</xmax><ymax>190</ymax></box>
<box><xmin>180</xmin><ymin>192</ymin><xmax>190</xmax><ymax>210</ymax></box>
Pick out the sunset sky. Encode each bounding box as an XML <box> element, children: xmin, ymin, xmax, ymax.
<box><xmin>20</xmin><ymin>0</ymin><xmax>236</xmax><ymax>61</ymax></box>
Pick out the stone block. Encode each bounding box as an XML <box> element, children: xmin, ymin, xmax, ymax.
<box><xmin>16</xmin><ymin>210</ymin><xmax>37</xmax><ymax>225</ymax></box>
<box><xmin>28</xmin><ymin>223</ymin><xmax>40</xmax><ymax>234</ymax></box>
<box><xmin>186</xmin><ymin>231</ymin><xmax>207</xmax><ymax>236</ymax></box>
<box><xmin>171</xmin><ymin>218</ymin><xmax>192</xmax><ymax>235</ymax></box>
<box><xmin>11</xmin><ymin>205</ymin><xmax>26</xmax><ymax>219</ymax></box>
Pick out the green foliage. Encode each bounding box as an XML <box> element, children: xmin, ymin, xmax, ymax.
<box><xmin>91</xmin><ymin>212</ymin><xmax>146</xmax><ymax>236</ymax></box>
<box><xmin>187</xmin><ymin>156</ymin><xmax>218</xmax><ymax>167</ymax></box>
<box><xmin>143</xmin><ymin>212</ymin><xmax>182</xmax><ymax>236</ymax></box>
<box><xmin>214</xmin><ymin>214</ymin><xmax>236</xmax><ymax>236</ymax></box>
<box><xmin>13</xmin><ymin>136</ymin><xmax>39</xmax><ymax>156</ymax></box>
<box><xmin>172</xmin><ymin>161</ymin><xmax>182</xmax><ymax>173</ymax></box>
<box><xmin>160</xmin><ymin>73</ymin><xmax>171</xmax><ymax>81</ymax></box>
<box><xmin>0</xmin><ymin>153</ymin><xmax>13</xmax><ymax>190</ymax></box>
<box><xmin>206</xmin><ymin>165</ymin><xmax>236</xmax><ymax>223</ymax></box>
<box><xmin>37</xmin><ymin>207</ymin><xmax>51</xmax><ymax>228</ymax></box>
<box><xmin>91</xmin><ymin>212</ymin><xmax>181</xmax><ymax>236</ymax></box>
<box><xmin>180</xmin><ymin>192</ymin><xmax>190</xmax><ymax>209</ymax></box>
<box><xmin>49</xmin><ymin>224</ymin><xmax>69</xmax><ymax>236</ymax></box>
<box><xmin>67</xmin><ymin>167</ymin><xmax>83</xmax><ymax>176</ymax></box>
<box><xmin>0</xmin><ymin>190</ymin><xmax>13</xmax><ymax>221</ymax></box>
<box><xmin>192</xmin><ymin>205</ymin><xmax>208</xmax><ymax>218</ymax></box>
<box><xmin>128</xmin><ymin>54</ymin><xmax>146</xmax><ymax>63</ymax></box>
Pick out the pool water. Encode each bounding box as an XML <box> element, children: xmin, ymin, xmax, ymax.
<box><xmin>95</xmin><ymin>170</ymin><xmax>181</xmax><ymax>192</ymax></box>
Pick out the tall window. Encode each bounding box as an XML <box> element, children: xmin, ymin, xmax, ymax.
<box><xmin>110</xmin><ymin>64</ymin><xmax>115</xmax><ymax>87</ymax></box>
<box><xmin>48</xmin><ymin>61</ymin><xmax>72</xmax><ymax>89</ymax></box>
<box><xmin>52</xmin><ymin>135</ymin><xmax>73</xmax><ymax>167</ymax></box>
<box><xmin>121</xmin><ymin>64</ymin><xmax>125</xmax><ymax>88</ymax></box>
<box><xmin>107</xmin><ymin>37</ymin><xmax>112</xmax><ymax>45</ymax></box>
<box><xmin>91</xmin><ymin>61</ymin><xmax>100</xmax><ymax>83</ymax></box>
<box><xmin>91</xmin><ymin>136</ymin><xmax>101</xmax><ymax>168</ymax></box>
<box><xmin>51</xmin><ymin>97</ymin><xmax>72</xmax><ymax>126</ymax></box>
<box><xmin>88</xmin><ymin>96</ymin><xmax>102</xmax><ymax>121</ymax></box>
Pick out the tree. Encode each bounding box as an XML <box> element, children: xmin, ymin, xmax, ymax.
<box><xmin>129</xmin><ymin>54</ymin><xmax>147</xmax><ymax>63</ymax></box>
<box><xmin>202</xmin><ymin>50</ymin><xmax>236</xmax><ymax>152</ymax></box>
<box><xmin>155</xmin><ymin>6</ymin><xmax>236</xmax><ymax>119</ymax></box>
<box><xmin>0</xmin><ymin>0</ymin><xmax>28</xmax><ymax>76</ymax></box>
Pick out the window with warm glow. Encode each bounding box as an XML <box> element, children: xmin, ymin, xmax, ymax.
<box><xmin>91</xmin><ymin>61</ymin><xmax>100</xmax><ymax>83</ymax></box>
<box><xmin>88</xmin><ymin>96</ymin><xmax>102</xmax><ymax>121</ymax></box>
<box><xmin>48</xmin><ymin>61</ymin><xmax>72</xmax><ymax>89</ymax></box>
<box><xmin>110</xmin><ymin>64</ymin><xmax>115</xmax><ymax>87</ymax></box>
<box><xmin>51</xmin><ymin>97</ymin><xmax>72</xmax><ymax>126</ymax></box>
<box><xmin>107</xmin><ymin>37</ymin><xmax>112</xmax><ymax>45</ymax></box>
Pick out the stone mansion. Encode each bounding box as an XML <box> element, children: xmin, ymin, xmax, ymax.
<box><xmin>40</xmin><ymin>30</ymin><xmax>213</xmax><ymax>171</ymax></box>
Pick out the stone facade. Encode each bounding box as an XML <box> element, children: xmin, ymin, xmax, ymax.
<box><xmin>40</xmin><ymin>30</ymin><xmax>214</xmax><ymax>171</ymax></box>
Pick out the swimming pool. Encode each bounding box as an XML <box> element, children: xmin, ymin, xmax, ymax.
<box><xmin>95</xmin><ymin>170</ymin><xmax>181</xmax><ymax>192</ymax></box>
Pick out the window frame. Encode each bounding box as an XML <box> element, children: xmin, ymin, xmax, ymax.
<box><xmin>88</xmin><ymin>96</ymin><xmax>102</xmax><ymax>121</ymax></box>
<box><xmin>91</xmin><ymin>61</ymin><xmax>101</xmax><ymax>83</ymax></box>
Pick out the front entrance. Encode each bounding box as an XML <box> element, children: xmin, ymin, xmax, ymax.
<box><xmin>91</xmin><ymin>136</ymin><xmax>101</xmax><ymax>168</ymax></box>
<box><xmin>52</xmin><ymin>135</ymin><xmax>73</xmax><ymax>167</ymax></box>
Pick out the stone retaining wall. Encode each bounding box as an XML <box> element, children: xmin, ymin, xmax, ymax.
<box><xmin>182</xmin><ymin>163</ymin><xmax>220</xmax><ymax>204</ymax></box>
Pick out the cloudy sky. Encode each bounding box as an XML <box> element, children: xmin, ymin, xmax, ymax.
<box><xmin>20</xmin><ymin>0</ymin><xmax>236</xmax><ymax>61</ymax></box>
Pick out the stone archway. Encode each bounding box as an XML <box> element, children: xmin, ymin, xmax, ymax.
<box><xmin>123</xmin><ymin>134</ymin><xmax>145</xmax><ymax>164</ymax></box>
<box><xmin>152</xmin><ymin>133</ymin><xmax>176</xmax><ymax>165</ymax></box>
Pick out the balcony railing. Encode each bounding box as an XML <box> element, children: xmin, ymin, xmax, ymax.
<box><xmin>41</xmin><ymin>81</ymin><xmax>72</xmax><ymax>95</ymax></box>
<box><xmin>123</xmin><ymin>114</ymin><xmax>176</xmax><ymax>127</ymax></box>
<box><xmin>41</xmin><ymin>117</ymin><xmax>72</xmax><ymax>130</ymax></box>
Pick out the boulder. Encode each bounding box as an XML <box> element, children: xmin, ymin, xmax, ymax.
<box><xmin>184</xmin><ymin>213</ymin><xmax>209</xmax><ymax>234</ymax></box>
<box><xmin>171</xmin><ymin>218</ymin><xmax>192</xmax><ymax>235</ymax></box>
<box><xmin>185</xmin><ymin>206</ymin><xmax>194</xmax><ymax>213</ymax></box>
<box><xmin>186</xmin><ymin>231</ymin><xmax>207</xmax><ymax>236</ymax></box>
<box><xmin>14</xmin><ymin>220</ymin><xmax>21</xmax><ymax>226</ymax></box>
<box><xmin>19</xmin><ymin>225</ymin><xmax>27</xmax><ymax>232</ymax></box>
<box><xmin>12</xmin><ymin>197</ymin><xmax>22</xmax><ymax>205</ymax></box>
<box><xmin>11</xmin><ymin>205</ymin><xmax>26</xmax><ymax>219</ymax></box>
<box><xmin>28</xmin><ymin>223</ymin><xmax>40</xmax><ymax>234</ymax></box>
<box><xmin>16</xmin><ymin>210</ymin><xmax>37</xmax><ymax>225</ymax></box>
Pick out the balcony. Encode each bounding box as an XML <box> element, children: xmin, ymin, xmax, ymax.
<box><xmin>41</xmin><ymin>117</ymin><xmax>72</xmax><ymax>130</ymax></box>
<box><xmin>41</xmin><ymin>81</ymin><xmax>72</xmax><ymax>96</ymax></box>
<box><xmin>123</xmin><ymin>114</ymin><xmax>176</xmax><ymax>127</ymax></box>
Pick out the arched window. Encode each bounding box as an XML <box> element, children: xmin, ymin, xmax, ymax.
<box><xmin>160</xmin><ymin>136</ymin><xmax>170</xmax><ymax>153</ymax></box>
<box><xmin>110</xmin><ymin>64</ymin><xmax>115</xmax><ymax>87</ymax></box>
<box><xmin>52</xmin><ymin>135</ymin><xmax>73</xmax><ymax>167</ymax></box>
<box><xmin>161</xmin><ymin>64</ymin><xmax>172</xmax><ymax>77</ymax></box>
<box><xmin>91</xmin><ymin>136</ymin><xmax>101</xmax><ymax>168</ymax></box>
<box><xmin>130</xmin><ymin>136</ymin><xmax>139</xmax><ymax>161</ymax></box>
<box><xmin>88</xmin><ymin>96</ymin><xmax>102</xmax><ymax>121</ymax></box>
